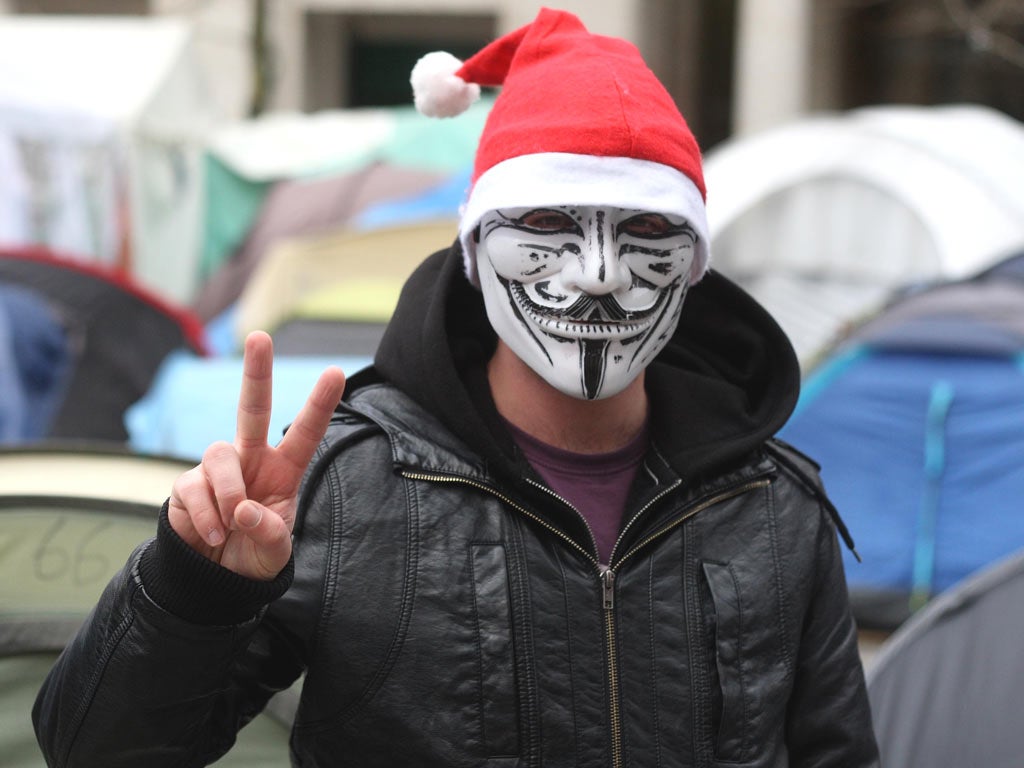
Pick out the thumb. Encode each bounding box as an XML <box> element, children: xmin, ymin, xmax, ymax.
<box><xmin>235</xmin><ymin>499</ymin><xmax>266</xmax><ymax>530</ymax></box>
<box><xmin>232</xmin><ymin>500</ymin><xmax>292</xmax><ymax>578</ymax></box>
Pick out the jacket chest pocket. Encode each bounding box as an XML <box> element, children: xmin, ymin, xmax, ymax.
<box><xmin>471</xmin><ymin>543</ymin><xmax>520</xmax><ymax>760</ymax></box>
<box><xmin>701</xmin><ymin>560</ymin><xmax>754</xmax><ymax>764</ymax></box>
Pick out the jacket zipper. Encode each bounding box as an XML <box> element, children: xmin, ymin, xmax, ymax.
<box><xmin>401</xmin><ymin>469</ymin><xmax>770</xmax><ymax>768</ymax></box>
<box><xmin>529</xmin><ymin>476</ymin><xmax>652</xmax><ymax>768</ymax></box>
<box><xmin>600</xmin><ymin>565</ymin><xmax>623</xmax><ymax>767</ymax></box>
<box><xmin>602</xmin><ymin>477</ymin><xmax>770</xmax><ymax>768</ymax></box>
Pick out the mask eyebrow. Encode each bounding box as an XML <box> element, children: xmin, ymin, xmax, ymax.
<box><xmin>620</xmin><ymin>240</ymin><xmax>693</xmax><ymax>259</ymax></box>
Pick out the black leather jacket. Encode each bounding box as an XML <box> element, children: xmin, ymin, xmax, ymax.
<box><xmin>34</xmin><ymin>244</ymin><xmax>879</xmax><ymax>767</ymax></box>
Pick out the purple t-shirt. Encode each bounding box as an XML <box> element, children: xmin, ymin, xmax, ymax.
<box><xmin>505</xmin><ymin>420</ymin><xmax>649</xmax><ymax>564</ymax></box>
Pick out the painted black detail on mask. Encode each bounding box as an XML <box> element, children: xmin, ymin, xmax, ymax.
<box><xmin>580</xmin><ymin>338</ymin><xmax>610</xmax><ymax>400</ymax></box>
<box><xmin>535</xmin><ymin>280</ymin><xmax>568</xmax><ymax>302</ymax></box>
<box><xmin>498</xmin><ymin>275</ymin><xmax>553</xmax><ymax>366</ymax></box>
<box><xmin>627</xmin><ymin>281</ymin><xmax>688</xmax><ymax>368</ymax></box>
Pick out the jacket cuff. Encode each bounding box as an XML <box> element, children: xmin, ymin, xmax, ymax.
<box><xmin>137</xmin><ymin>501</ymin><xmax>295</xmax><ymax>626</ymax></box>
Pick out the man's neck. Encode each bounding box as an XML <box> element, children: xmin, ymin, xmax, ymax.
<box><xmin>487</xmin><ymin>341</ymin><xmax>649</xmax><ymax>454</ymax></box>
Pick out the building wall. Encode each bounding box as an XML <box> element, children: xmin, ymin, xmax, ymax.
<box><xmin>733</xmin><ymin>0</ymin><xmax>812</xmax><ymax>137</ymax></box>
<box><xmin>15</xmin><ymin>0</ymin><xmax>1020</xmax><ymax>139</ymax></box>
<box><xmin>170</xmin><ymin>0</ymin><xmax>826</xmax><ymax>141</ymax></box>
<box><xmin>266</xmin><ymin>1</ymin><xmax>640</xmax><ymax>114</ymax></box>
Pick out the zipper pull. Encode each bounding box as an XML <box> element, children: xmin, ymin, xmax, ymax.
<box><xmin>601</xmin><ymin>567</ymin><xmax>616</xmax><ymax>610</ymax></box>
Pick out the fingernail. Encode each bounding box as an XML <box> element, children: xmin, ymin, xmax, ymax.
<box><xmin>208</xmin><ymin>528</ymin><xmax>224</xmax><ymax>546</ymax></box>
<box><xmin>237</xmin><ymin>502</ymin><xmax>263</xmax><ymax>528</ymax></box>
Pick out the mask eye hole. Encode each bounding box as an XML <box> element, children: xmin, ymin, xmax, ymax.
<box><xmin>516</xmin><ymin>208</ymin><xmax>579</xmax><ymax>234</ymax></box>
<box><xmin>619</xmin><ymin>213</ymin><xmax>674</xmax><ymax>238</ymax></box>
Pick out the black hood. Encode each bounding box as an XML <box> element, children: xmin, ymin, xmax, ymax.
<box><xmin>364</xmin><ymin>240</ymin><xmax>800</xmax><ymax>485</ymax></box>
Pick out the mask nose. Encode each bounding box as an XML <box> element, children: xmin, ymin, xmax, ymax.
<box><xmin>560</xmin><ymin>215</ymin><xmax>630</xmax><ymax>295</ymax></box>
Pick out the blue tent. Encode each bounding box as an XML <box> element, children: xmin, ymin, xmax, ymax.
<box><xmin>126</xmin><ymin>350</ymin><xmax>371</xmax><ymax>461</ymax></box>
<box><xmin>0</xmin><ymin>284</ymin><xmax>70</xmax><ymax>442</ymax></box>
<box><xmin>779</xmin><ymin>251</ymin><xmax>1024</xmax><ymax>630</ymax></box>
<box><xmin>353</xmin><ymin>166</ymin><xmax>470</xmax><ymax>230</ymax></box>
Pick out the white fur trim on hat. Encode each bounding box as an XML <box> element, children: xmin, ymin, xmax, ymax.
<box><xmin>458</xmin><ymin>153</ymin><xmax>710</xmax><ymax>287</ymax></box>
<box><xmin>411</xmin><ymin>51</ymin><xmax>481</xmax><ymax>117</ymax></box>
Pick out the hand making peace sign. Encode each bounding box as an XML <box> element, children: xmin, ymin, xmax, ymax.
<box><xmin>168</xmin><ymin>331</ymin><xmax>347</xmax><ymax>580</ymax></box>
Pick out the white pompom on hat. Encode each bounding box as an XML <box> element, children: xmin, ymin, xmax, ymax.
<box><xmin>410</xmin><ymin>51</ymin><xmax>481</xmax><ymax>117</ymax></box>
<box><xmin>410</xmin><ymin>7</ymin><xmax>710</xmax><ymax>287</ymax></box>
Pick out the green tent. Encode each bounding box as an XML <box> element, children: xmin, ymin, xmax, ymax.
<box><xmin>0</xmin><ymin>444</ymin><xmax>297</xmax><ymax>766</ymax></box>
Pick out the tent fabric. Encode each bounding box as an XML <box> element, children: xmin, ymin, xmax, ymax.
<box><xmin>0</xmin><ymin>247</ymin><xmax>207</xmax><ymax>443</ymax></box>
<box><xmin>234</xmin><ymin>220</ymin><xmax>457</xmax><ymax>343</ymax></box>
<box><xmin>866</xmin><ymin>548</ymin><xmax>1024</xmax><ymax>768</ymax></box>
<box><xmin>269</xmin><ymin>318</ymin><xmax>389</xmax><ymax>357</ymax></box>
<box><xmin>205</xmin><ymin>99</ymin><xmax>493</xmax><ymax>183</ymax></box>
<box><xmin>0</xmin><ymin>285</ymin><xmax>70</xmax><ymax>442</ymax></box>
<box><xmin>353</xmin><ymin>166</ymin><xmax>471</xmax><ymax>230</ymax></box>
<box><xmin>0</xmin><ymin>16</ymin><xmax>214</xmax><ymax>304</ymax></box>
<box><xmin>192</xmin><ymin>162</ymin><xmax>447</xmax><ymax>324</ymax></box>
<box><xmin>0</xmin><ymin>443</ymin><xmax>194</xmax><ymax>505</ymax></box>
<box><xmin>703</xmin><ymin>104</ymin><xmax>1024</xmax><ymax>366</ymax></box>
<box><xmin>779</xmin><ymin>251</ymin><xmax>1024</xmax><ymax>630</ymax></box>
<box><xmin>197</xmin><ymin>153</ymin><xmax>274</xmax><ymax>292</ymax></box>
<box><xmin>198</xmin><ymin>99</ymin><xmax>492</xmax><ymax>282</ymax></box>
<box><xmin>126</xmin><ymin>351</ymin><xmax>371</xmax><ymax>461</ymax></box>
<box><xmin>851</xmin><ymin>280</ymin><xmax>1024</xmax><ymax>355</ymax></box>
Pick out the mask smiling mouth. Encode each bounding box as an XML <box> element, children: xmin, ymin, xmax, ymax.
<box><xmin>510</xmin><ymin>281</ymin><xmax>663</xmax><ymax>340</ymax></box>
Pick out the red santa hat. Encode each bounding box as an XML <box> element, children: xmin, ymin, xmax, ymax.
<box><xmin>411</xmin><ymin>7</ymin><xmax>710</xmax><ymax>286</ymax></box>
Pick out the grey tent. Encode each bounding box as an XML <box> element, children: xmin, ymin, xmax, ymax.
<box><xmin>0</xmin><ymin>444</ymin><xmax>297</xmax><ymax>767</ymax></box>
<box><xmin>866</xmin><ymin>547</ymin><xmax>1024</xmax><ymax>768</ymax></box>
<box><xmin>703</xmin><ymin>104</ymin><xmax>1024</xmax><ymax>367</ymax></box>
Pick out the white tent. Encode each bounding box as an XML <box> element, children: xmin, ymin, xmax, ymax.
<box><xmin>0</xmin><ymin>15</ymin><xmax>215</xmax><ymax>303</ymax></box>
<box><xmin>704</xmin><ymin>104</ymin><xmax>1024</xmax><ymax>367</ymax></box>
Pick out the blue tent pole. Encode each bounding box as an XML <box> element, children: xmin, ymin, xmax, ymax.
<box><xmin>910</xmin><ymin>380</ymin><xmax>955</xmax><ymax>613</ymax></box>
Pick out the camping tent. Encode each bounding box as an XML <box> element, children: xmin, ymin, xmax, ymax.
<box><xmin>126</xmin><ymin>351</ymin><xmax>372</xmax><ymax>461</ymax></box>
<box><xmin>0</xmin><ymin>15</ymin><xmax>214</xmax><ymax>303</ymax></box>
<box><xmin>778</xmin><ymin>250</ymin><xmax>1024</xmax><ymax>630</ymax></box>
<box><xmin>191</xmin><ymin>162</ymin><xmax>450</xmax><ymax>323</ymax></box>
<box><xmin>0</xmin><ymin>444</ymin><xmax>298</xmax><ymax>767</ymax></box>
<box><xmin>234</xmin><ymin>219</ymin><xmax>457</xmax><ymax>348</ymax></box>
<box><xmin>0</xmin><ymin>284</ymin><xmax>69</xmax><ymax>442</ymax></box>
<box><xmin>197</xmin><ymin>99</ymin><xmax>490</xmax><ymax>295</ymax></box>
<box><xmin>0</xmin><ymin>247</ymin><xmax>207</xmax><ymax>443</ymax></box>
<box><xmin>703</xmin><ymin>104</ymin><xmax>1024</xmax><ymax>367</ymax></box>
<box><xmin>866</xmin><ymin>547</ymin><xmax>1024</xmax><ymax>768</ymax></box>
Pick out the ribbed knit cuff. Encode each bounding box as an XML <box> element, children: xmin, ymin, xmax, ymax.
<box><xmin>138</xmin><ymin>501</ymin><xmax>295</xmax><ymax>626</ymax></box>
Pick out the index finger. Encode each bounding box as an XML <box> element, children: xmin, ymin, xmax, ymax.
<box><xmin>235</xmin><ymin>331</ymin><xmax>275</xmax><ymax>449</ymax></box>
<box><xmin>276</xmin><ymin>365</ymin><xmax>347</xmax><ymax>471</ymax></box>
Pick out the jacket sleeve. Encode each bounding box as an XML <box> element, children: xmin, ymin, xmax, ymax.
<box><xmin>32</xmin><ymin>504</ymin><xmax>303</xmax><ymax>768</ymax></box>
<box><xmin>784</xmin><ymin>497</ymin><xmax>880</xmax><ymax>768</ymax></box>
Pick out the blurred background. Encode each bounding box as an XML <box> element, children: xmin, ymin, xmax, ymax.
<box><xmin>1</xmin><ymin>1</ymin><xmax>1023</xmax><ymax>765</ymax></box>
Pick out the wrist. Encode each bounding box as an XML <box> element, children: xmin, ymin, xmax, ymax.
<box><xmin>138</xmin><ymin>501</ymin><xmax>294</xmax><ymax>625</ymax></box>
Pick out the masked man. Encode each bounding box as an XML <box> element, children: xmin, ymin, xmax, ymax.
<box><xmin>34</xmin><ymin>8</ymin><xmax>879</xmax><ymax>767</ymax></box>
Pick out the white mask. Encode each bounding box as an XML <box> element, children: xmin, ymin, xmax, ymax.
<box><xmin>475</xmin><ymin>205</ymin><xmax>697</xmax><ymax>400</ymax></box>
